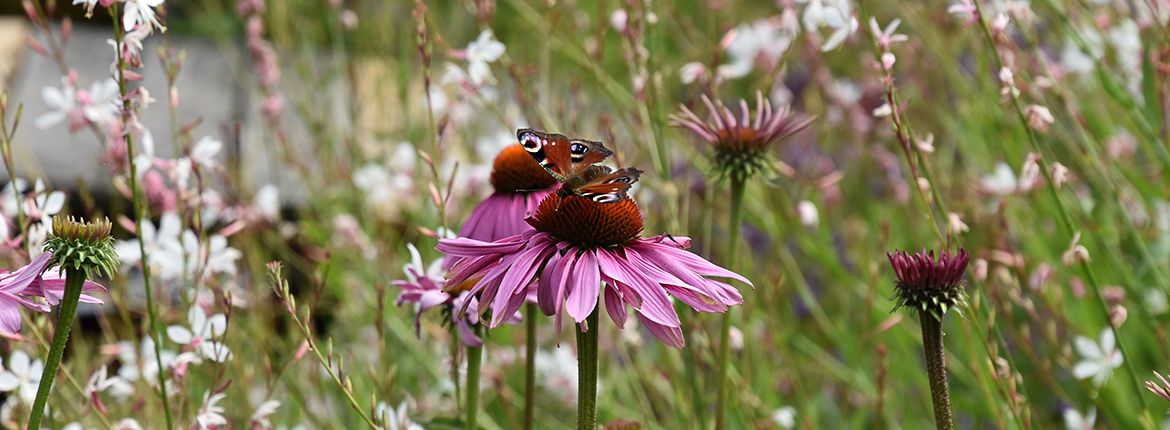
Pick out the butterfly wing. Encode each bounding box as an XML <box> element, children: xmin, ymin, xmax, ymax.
<box><xmin>573</xmin><ymin>167</ymin><xmax>643</xmax><ymax>203</ymax></box>
<box><xmin>518</xmin><ymin>128</ymin><xmax>613</xmax><ymax>182</ymax></box>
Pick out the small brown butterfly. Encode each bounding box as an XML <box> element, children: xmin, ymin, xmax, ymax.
<box><xmin>517</xmin><ymin>128</ymin><xmax>641</xmax><ymax>203</ymax></box>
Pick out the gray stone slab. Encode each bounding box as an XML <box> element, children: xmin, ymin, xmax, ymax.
<box><xmin>4</xmin><ymin>22</ymin><xmax>246</xmax><ymax>193</ymax></box>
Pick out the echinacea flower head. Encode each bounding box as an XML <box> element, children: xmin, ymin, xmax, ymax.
<box><xmin>457</xmin><ymin>144</ymin><xmax>557</xmax><ymax>243</ymax></box>
<box><xmin>670</xmin><ymin>92</ymin><xmax>814</xmax><ymax>183</ymax></box>
<box><xmin>438</xmin><ymin>189</ymin><xmax>750</xmax><ymax>348</ymax></box>
<box><xmin>887</xmin><ymin>249</ymin><xmax>969</xmax><ymax>317</ymax></box>
<box><xmin>43</xmin><ymin>216</ymin><xmax>118</xmax><ymax>280</ymax></box>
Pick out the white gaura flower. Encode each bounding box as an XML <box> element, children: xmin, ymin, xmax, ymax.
<box><xmin>1073</xmin><ymin>328</ymin><xmax>1122</xmax><ymax>386</ymax></box>
<box><xmin>535</xmin><ymin>348</ymin><xmax>580</xmax><ymax>405</ymax></box>
<box><xmin>465</xmin><ymin>29</ymin><xmax>505</xmax><ymax>85</ymax></box>
<box><xmin>353</xmin><ymin>146</ymin><xmax>418</xmax><ymax>220</ymax></box>
<box><xmin>115</xmin><ymin>337</ymin><xmax>177</xmax><ymax>386</ymax></box>
<box><xmin>35</xmin><ymin>78</ymin><xmax>78</xmax><ymax>130</ymax></box>
<box><xmin>167</xmin><ymin>305</ymin><xmax>232</xmax><ymax>362</ymax></box>
<box><xmin>72</xmin><ymin>0</ymin><xmax>99</xmax><ymax>17</ymax></box>
<box><xmin>0</xmin><ymin>350</ymin><xmax>44</xmax><ymax>405</ymax></box>
<box><xmin>771</xmin><ymin>406</ymin><xmax>796</xmax><ymax>428</ymax></box>
<box><xmin>1107</xmin><ymin>19</ymin><xmax>1142</xmax><ymax>96</ymax></box>
<box><xmin>107</xmin><ymin>25</ymin><xmax>151</xmax><ymax>71</ymax></box>
<box><xmin>195</xmin><ymin>391</ymin><xmax>228</xmax><ymax>429</ymax></box>
<box><xmin>251</xmin><ymin>399</ymin><xmax>281</xmax><ymax>429</ymax></box>
<box><xmin>79</xmin><ymin>78</ymin><xmax>121</xmax><ymax>127</ymax></box>
<box><xmin>373</xmin><ymin>401</ymin><xmax>425</xmax><ymax>430</ymax></box>
<box><xmin>797</xmin><ymin>200</ymin><xmax>818</xmax><ymax>228</ymax></box>
<box><xmin>122</xmin><ymin>0</ymin><xmax>166</xmax><ymax>33</ymax></box>
<box><xmin>112</xmin><ymin>419</ymin><xmax>143</xmax><ymax>430</ymax></box>
<box><xmin>254</xmin><ymin>184</ymin><xmax>281</xmax><ymax>221</ymax></box>
<box><xmin>1060</xmin><ymin>28</ymin><xmax>1103</xmax><ymax>76</ymax></box>
<box><xmin>183</xmin><ymin>231</ymin><xmax>242</xmax><ymax>279</ymax></box>
<box><xmin>0</xmin><ymin>178</ymin><xmax>27</xmax><ymax>219</ymax></box>
<box><xmin>979</xmin><ymin>162</ymin><xmax>1018</xmax><ymax>196</ymax></box>
<box><xmin>799</xmin><ymin>0</ymin><xmax>858</xmax><ymax>51</ymax></box>
<box><xmin>190</xmin><ymin>136</ymin><xmax>223</xmax><ymax>170</ymax></box>
<box><xmin>1063</xmin><ymin>407</ymin><xmax>1096</xmax><ymax>430</ymax></box>
<box><xmin>1145</xmin><ymin>288</ymin><xmax>1169</xmax><ymax>316</ymax></box>
<box><xmin>718</xmin><ymin>15</ymin><xmax>799</xmax><ymax>79</ymax></box>
<box><xmin>678</xmin><ymin>61</ymin><xmax>708</xmax><ymax>84</ymax></box>
<box><xmin>867</xmin><ymin>17</ymin><xmax>908</xmax><ymax>49</ymax></box>
<box><xmin>25</xmin><ymin>179</ymin><xmax>65</xmax><ymax>225</ymax></box>
<box><xmin>114</xmin><ymin>212</ymin><xmax>186</xmax><ymax>281</ymax></box>
<box><xmin>84</xmin><ymin>365</ymin><xmax>134</xmax><ymax>400</ymax></box>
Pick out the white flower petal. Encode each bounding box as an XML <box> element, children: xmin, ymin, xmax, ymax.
<box><xmin>1072</xmin><ymin>361</ymin><xmax>1103</xmax><ymax>380</ymax></box>
<box><xmin>167</xmin><ymin>326</ymin><xmax>193</xmax><ymax>345</ymax></box>
<box><xmin>0</xmin><ymin>372</ymin><xmax>19</xmax><ymax>391</ymax></box>
<box><xmin>1073</xmin><ymin>336</ymin><xmax>1102</xmax><ymax>359</ymax></box>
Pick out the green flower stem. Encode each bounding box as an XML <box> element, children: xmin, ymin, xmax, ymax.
<box><xmin>577</xmin><ymin>308</ymin><xmax>599</xmax><ymax>430</ymax></box>
<box><xmin>451</xmin><ymin>325</ymin><xmax>463</xmax><ymax>415</ymax></box>
<box><xmin>466</xmin><ymin>329</ymin><xmax>483</xmax><ymax>430</ymax></box>
<box><xmin>919</xmin><ymin>311</ymin><xmax>953</xmax><ymax>430</ymax></box>
<box><xmin>715</xmin><ymin>175</ymin><xmax>746</xmax><ymax>430</ymax></box>
<box><xmin>27</xmin><ymin>267</ymin><xmax>85</xmax><ymax>428</ymax></box>
<box><xmin>524</xmin><ymin>303</ymin><xmax>537</xmax><ymax>430</ymax></box>
<box><xmin>110</xmin><ymin>5</ymin><xmax>174</xmax><ymax>428</ymax></box>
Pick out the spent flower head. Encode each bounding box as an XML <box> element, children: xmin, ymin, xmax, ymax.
<box><xmin>888</xmin><ymin>249</ymin><xmax>970</xmax><ymax>317</ymax></box>
<box><xmin>670</xmin><ymin>92</ymin><xmax>814</xmax><ymax>183</ymax></box>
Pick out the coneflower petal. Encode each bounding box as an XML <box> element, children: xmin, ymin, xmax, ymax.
<box><xmin>603</xmin><ymin>287</ymin><xmax>627</xmax><ymax>328</ymax></box>
<box><xmin>566</xmin><ymin>250</ymin><xmax>602</xmax><ymax>323</ymax></box>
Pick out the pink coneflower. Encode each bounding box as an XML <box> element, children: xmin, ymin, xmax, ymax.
<box><xmin>0</xmin><ymin>252</ymin><xmax>105</xmax><ymax>336</ymax></box>
<box><xmin>887</xmin><ymin>248</ymin><xmax>969</xmax><ymax>430</ymax></box>
<box><xmin>887</xmin><ymin>249</ymin><xmax>970</xmax><ymax>316</ymax></box>
<box><xmin>669</xmin><ymin>92</ymin><xmax>813</xmax><ymax>182</ymax></box>
<box><xmin>438</xmin><ymin>192</ymin><xmax>750</xmax><ymax>348</ymax></box>
<box><xmin>396</xmin><ymin>144</ymin><xmax>551</xmax><ymax>345</ymax></box>
<box><xmin>456</xmin><ymin>144</ymin><xmax>557</xmax><ymax>242</ymax></box>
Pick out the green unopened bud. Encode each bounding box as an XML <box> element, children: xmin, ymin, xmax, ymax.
<box><xmin>43</xmin><ymin>216</ymin><xmax>118</xmax><ymax>280</ymax></box>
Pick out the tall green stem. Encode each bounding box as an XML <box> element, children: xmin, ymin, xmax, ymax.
<box><xmin>919</xmin><ymin>311</ymin><xmax>953</xmax><ymax>430</ymax></box>
<box><xmin>576</xmin><ymin>309</ymin><xmax>599</xmax><ymax>430</ymax></box>
<box><xmin>466</xmin><ymin>329</ymin><xmax>483</xmax><ymax>430</ymax></box>
<box><xmin>715</xmin><ymin>175</ymin><xmax>746</xmax><ymax>430</ymax></box>
<box><xmin>524</xmin><ymin>303</ymin><xmax>537</xmax><ymax>430</ymax></box>
<box><xmin>27</xmin><ymin>267</ymin><xmax>85</xmax><ymax>428</ymax></box>
<box><xmin>110</xmin><ymin>6</ymin><xmax>174</xmax><ymax>428</ymax></box>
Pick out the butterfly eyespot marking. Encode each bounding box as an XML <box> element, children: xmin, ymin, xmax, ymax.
<box><xmin>592</xmin><ymin>194</ymin><xmax>619</xmax><ymax>203</ymax></box>
<box><xmin>519</xmin><ymin>132</ymin><xmax>542</xmax><ymax>152</ymax></box>
<box><xmin>569</xmin><ymin>143</ymin><xmax>589</xmax><ymax>161</ymax></box>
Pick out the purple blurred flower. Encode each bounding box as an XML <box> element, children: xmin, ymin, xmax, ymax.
<box><xmin>0</xmin><ymin>252</ymin><xmax>106</xmax><ymax>336</ymax></box>
<box><xmin>393</xmin><ymin>244</ymin><xmax>519</xmax><ymax>347</ymax></box>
